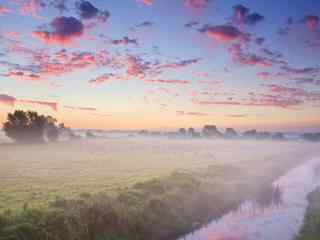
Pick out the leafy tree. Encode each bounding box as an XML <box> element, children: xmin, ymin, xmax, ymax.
<box><xmin>3</xmin><ymin>110</ymin><xmax>59</xmax><ymax>143</ymax></box>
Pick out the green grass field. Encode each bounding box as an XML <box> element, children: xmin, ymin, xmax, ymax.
<box><xmin>0</xmin><ymin>138</ymin><xmax>318</xmax><ymax>212</ymax></box>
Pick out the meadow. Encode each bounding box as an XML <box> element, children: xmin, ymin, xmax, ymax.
<box><xmin>0</xmin><ymin>138</ymin><xmax>318</xmax><ymax>212</ymax></box>
<box><xmin>0</xmin><ymin>138</ymin><xmax>319</xmax><ymax>240</ymax></box>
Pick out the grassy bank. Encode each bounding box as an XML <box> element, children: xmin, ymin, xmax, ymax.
<box><xmin>296</xmin><ymin>188</ymin><xmax>320</xmax><ymax>240</ymax></box>
<box><xmin>0</xmin><ymin>157</ymin><xmax>306</xmax><ymax>240</ymax></box>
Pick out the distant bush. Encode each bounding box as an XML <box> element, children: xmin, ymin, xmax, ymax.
<box><xmin>301</xmin><ymin>133</ymin><xmax>320</xmax><ymax>142</ymax></box>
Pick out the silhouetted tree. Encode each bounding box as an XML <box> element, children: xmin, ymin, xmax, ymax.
<box><xmin>301</xmin><ymin>133</ymin><xmax>320</xmax><ymax>142</ymax></box>
<box><xmin>272</xmin><ymin>132</ymin><xmax>285</xmax><ymax>141</ymax></box>
<box><xmin>202</xmin><ymin>125</ymin><xmax>223</xmax><ymax>138</ymax></box>
<box><xmin>188</xmin><ymin>127</ymin><xmax>195</xmax><ymax>137</ymax></box>
<box><xmin>86</xmin><ymin>130</ymin><xmax>97</xmax><ymax>138</ymax></box>
<box><xmin>225</xmin><ymin>128</ymin><xmax>238</xmax><ymax>138</ymax></box>
<box><xmin>3</xmin><ymin>110</ymin><xmax>59</xmax><ymax>143</ymax></box>
<box><xmin>243</xmin><ymin>129</ymin><xmax>257</xmax><ymax>138</ymax></box>
<box><xmin>256</xmin><ymin>131</ymin><xmax>271</xmax><ymax>140</ymax></box>
<box><xmin>46</xmin><ymin>123</ymin><xmax>59</xmax><ymax>142</ymax></box>
<box><xmin>139</xmin><ymin>130</ymin><xmax>149</xmax><ymax>136</ymax></box>
<box><xmin>178</xmin><ymin>128</ymin><xmax>186</xmax><ymax>136</ymax></box>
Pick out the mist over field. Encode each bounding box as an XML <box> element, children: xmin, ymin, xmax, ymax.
<box><xmin>0</xmin><ymin>133</ymin><xmax>317</xmax><ymax>207</ymax></box>
<box><xmin>1</xmin><ymin>0</ymin><xmax>320</xmax><ymax>239</ymax></box>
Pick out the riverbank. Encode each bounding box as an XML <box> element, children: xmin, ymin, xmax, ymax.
<box><xmin>180</xmin><ymin>158</ymin><xmax>320</xmax><ymax>240</ymax></box>
<box><xmin>0</xmin><ymin>148</ymin><xmax>315</xmax><ymax>240</ymax></box>
<box><xmin>297</xmin><ymin>188</ymin><xmax>320</xmax><ymax>240</ymax></box>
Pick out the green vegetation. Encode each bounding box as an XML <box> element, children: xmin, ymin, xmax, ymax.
<box><xmin>0</xmin><ymin>164</ymin><xmax>282</xmax><ymax>240</ymax></box>
<box><xmin>296</xmin><ymin>188</ymin><xmax>320</xmax><ymax>240</ymax></box>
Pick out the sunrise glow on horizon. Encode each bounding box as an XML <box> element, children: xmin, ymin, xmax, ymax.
<box><xmin>0</xmin><ymin>0</ymin><xmax>320</xmax><ymax>131</ymax></box>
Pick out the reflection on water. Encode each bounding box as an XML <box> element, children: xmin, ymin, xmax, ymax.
<box><xmin>179</xmin><ymin>159</ymin><xmax>320</xmax><ymax>240</ymax></box>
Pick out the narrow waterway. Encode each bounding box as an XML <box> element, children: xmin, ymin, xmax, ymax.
<box><xmin>179</xmin><ymin>158</ymin><xmax>320</xmax><ymax>240</ymax></box>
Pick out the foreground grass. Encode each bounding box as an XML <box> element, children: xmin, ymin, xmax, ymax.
<box><xmin>296</xmin><ymin>188</ymin><xmax>320</xmax><ymax>240</ymax></box>
<box><xmin>0</xmin><ymin>156</ymin><xmax>309</xmax><ymax>240</ymax></box>
<box><xmin>0</xmin><ymin>139</ymin><xmax>318</xmax><ymax>212</ymax></box>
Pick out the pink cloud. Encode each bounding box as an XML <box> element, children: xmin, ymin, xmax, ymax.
<box><xmin>4</xmin><ymin>71</ymin><xmax>42</xmax><ymax>82</ymax></box>
<box><xmin>257</xmin><ymin>72</ymin><xmax>272</xmax><ymax>80</ymax></box>
<box><xmin>193</xmin><ymin>72</ymin><xmax>209</xmax><ymax>78</ymax></box>
<box><xmin>226</xmin><ymin>114</ymin><xmax>248</xmax><ymax>118</ymax></box>
<box><xmin>0</xmin><ymin>5</ymin><xmax>12</xmax><ymax>14</ymax></box>
<box><xmin>76</xmin><ymin>0</ymin><xmax>110</xmax><ymax>23</ymax></box>
<box><xmin>136</xmin><ymin>0</ymin><xmax>153</xmax><ymax>6</ymax></box>
<box><xmin>5</xmin><ymin>31</ymin><xmax>20</xmax><ymax>39</ymax></box>
<box><xmin>233</xmin><ymin>4</ymin><xmax>249</xmax><ymax>23</ymax></box>
<box><xmin>89</xmin><ymin>73</ymin><xmax>115</xmax><ymax>85</ymax></box>
<box><xmin>239</xmin><ymin>55</ymin><xmax>272</xmax><ymax>67</ymax></box>
<box><xmin>33</xmin><ymin>16</ymin><xmax>84</xmax><ymax>46</ymax></box>
<box><xmin>18</xmin><ymin>99</ymin><xmax>58</xmax><ymax>111</ymax></box>
<box><xmin>145</xmin><ymin>79</ymin><xmax>190</xmax><ymax>84</ymax></box>
<box><xmin>233</xmin><ymin>4</ymin><xmax>264</xmax><ymax>26</ymax></box>
<box><xmin>245</xmin><ymin>95</ymin><xmax>303</xmax><ymax>108</ymax></box>
<box><xmin>296</xmin><ymin>78</ymin><xmax>320</xmax><ymax>86</ymax></box>
<box><xmin>64</xmin><ymin>105</ymin><xmax>97</xmax><ymax>111</ymax></box>
<box><xmin>34</xmin><ymin>50</ymin><xmax>109</xmax><ymax>77</ymax></box>
<box><xmin>177</xmin><ymin>110</ymin><xmax>208</xmax><ymax>116</ymax></box>
<box><xmin>126</xmin><ymin>55</ymin><xmax>150</xmax><ymax>78</ymax></box>
<box><xmin>304</xmin><ymin>15</ymin><xmax>319</xmax><ymax>31</ymax></box>
<box><xmin>198</xmin><ymin>80</ymin><xmax>221</xmax><ymax>85</ymax></box>
<box><xmin>91</xmin><ymin>113</ymin><xmax>112</xmax><ymax>117</ymax></box>
<box><xmin>20</xmin><ymin>0</ymin><xmax>45</xmax><ymax>17</ymax></box>
<box><xmin>200</xmin><ymin>25</ymin><xmax>247</xmax><ymax>43</ymax></box>
<box><xmin>281</xmin><ymin>65</ymin><xmax>319</xmax><ymax>75</ymax></box>
<box><xmin>194</xmin><ymin>100</ymin><xmax>241</xmax><ymax>105</ymax></box>
<box><xmin>266</xmin><ymin>84</ymin><xmax>319</xmax><ymax>99</ymax></box>
<box><xmin>248</xmin><ymin>84</ymin><xmax>320</xmax><ymax>108</ymax></box>
<box><xmin>185</xmin><ymin>0</ymin><xmax>210</xmax><ymax>10</ymax></box>
<box><xmin>0</xmin><ymin>94</ymin><xmax>16</xmax><ymax>106</ymax></box>
<box><xmin>0</xmin><ymin>94</ymin><xmax>102</xmax><ymax>113</ymax></box>
<box><xmin>3</xmin><ymin>48</ymin><xmax>110</xmax><ymax>85</ymax></box>
<box><xmin>192</xmin><ymin>82</ymin><xmax>320</xmax><ymax>109</ymax></box>
<box><xmin>228</xmin><ymin>44</ymin><xmax>273</xmax><ymax>67</ymax></box>
<box><xmin>157</xmin><ymin>58</ymin><xmax>201</xmax><ymax>71</ymax></box>
<box><xmin>111</xmin><ymin>36</ymin><xmax>138</xmax><ymax>46</ymax></box>
<box><xmin>78</xmin><ymin>107</ymin><xmax>97</xmax><ymax>111</ymax></box>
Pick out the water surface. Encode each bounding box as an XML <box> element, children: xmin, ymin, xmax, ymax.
<box><xmin>179</xmin><ymin>158</ymin><xmax>320</xmax><ymax>240</ymax></box>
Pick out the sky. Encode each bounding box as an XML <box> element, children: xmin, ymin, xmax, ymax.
<box><xmin>0</xmin><ymin>0</ymin><xmax>319</xmax><ymax>131</ymax></box>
